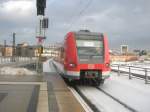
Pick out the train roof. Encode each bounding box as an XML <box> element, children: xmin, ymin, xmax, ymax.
<box><xmin>73</xmin><ymin>30</ymin><xmax>103</xmax><ymax>40</ymax></box>
<box><xmin>75</xmin><ymin>30</ymin><xmax>101</xmax><ymax>35</ymax></box>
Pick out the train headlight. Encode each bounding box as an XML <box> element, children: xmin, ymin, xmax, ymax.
<box><xmin>69</xmin><ymin>63</ymin><xmax>76</xmax><ymax>67</ymax></box>
<box><xmin>106</xmin><ymin>63</ymin><xmax>110</xmax><ymax>68</ymax></box>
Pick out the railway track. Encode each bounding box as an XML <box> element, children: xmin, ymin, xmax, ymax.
<box><xmin>52</xmin><ymin>60</ymin><xmax>140</xmax><ymax>112</ymax></box>
<box><xmin>72</xmin><ymin>86</ymin><xmax>138</xmax><ymax>112</ymax></box>
<box><xmin>69</xmin><ymin>87</ymin><xmax>94</xmax><ymax>112</ymax></box>
<box><xmin>96</xmin><ymin>87</ymin><xmax>137</xmax><ymax>112</ymax></box>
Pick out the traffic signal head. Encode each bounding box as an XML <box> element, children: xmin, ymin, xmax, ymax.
<box><xmin>36</xmin><ymin>0</ymin><xmax>46</xmax><ymax>16</ymax></box>
<box><xmin>37</xmin><ymin>0</ymin><xmax>46</xmax><ymax>8</ymax></box>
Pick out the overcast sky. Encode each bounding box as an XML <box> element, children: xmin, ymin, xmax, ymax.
<box><xmin>0</xmin><ymin>0</ymin><xmax>150</xmax><ymax>50</ymax></box>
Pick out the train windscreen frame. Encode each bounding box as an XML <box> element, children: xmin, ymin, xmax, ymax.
<box><xmin>75</xmin><ymin>33</ymin><xmax>104</xmax><ymax>64</ymax></box>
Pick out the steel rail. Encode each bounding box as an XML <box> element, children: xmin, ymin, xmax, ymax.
<box><xmin>96</xmin><ymin>87</ymin><xmax>138</xmax><ymax>112</ymax></box>
<box><xmin>74</xmin><ymin>86</ymin><xmax>101</xmax><ymax>112</ymax></box>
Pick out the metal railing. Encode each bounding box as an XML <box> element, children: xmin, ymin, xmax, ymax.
<box><xmin>0</xmin><ymin>56</ymin><xmax>37</xmax><ymax>64</ymax></box>
<box><xmin>111</xmin><ymin>64</ymin><xmax>150</xmax><ymax>84</ymax></box>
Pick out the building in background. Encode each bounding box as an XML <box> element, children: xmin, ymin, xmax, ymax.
<box><xmin>121</xmin><ymin>45</ymin><xmax>128</xmax><ymax>54</ymax></box>
<box><xmin>110</xmin><ymin>47</ymin><xmax>138</xmax><ymax>62</ymax></box>
<box><xmin>0</xmin><ymin>42</ymin><xmax>63</xmax><ymax>58</ymax></box>
<box><xmin>110</xmin><ymin>55</ymin><xmax>138</xmax><ymax>62</ymax></box>
<box><xmin>0</xmin><ymin>45</ymin><xmax>3</xmax><ymax>56</ymax></box>
<box><xmin>5</xmin><ymin>46</ymin><xmax>13</xmax><ymax>56</ymax></box>
<box><xmin>16</xmin><ymin>42</ymin><xmax>37</xmax><ymax>57</ymax></box>
<box><xmin>41</xmin><ymin>43</ymin><xmax>62</xmax><ymax>59</ymax></box>
<box><xmin>0</xmin><ymin>45</ymin><xmax>13</xmax><ymax>57</ymax></box>
<box><xmin>133</xmin><ymin>49</ymin><xmax>141</xmax><ymax>56</ymax></box>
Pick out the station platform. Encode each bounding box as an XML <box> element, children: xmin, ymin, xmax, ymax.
<box><xmin>44</xmin><ymin>72</ymin><xmax>85</xmax><ymax>112</ymax></box>
<box><xmin>0</xmin><ymin>72</ymin><xmax>85</xmax><ymax>112</ymax></box>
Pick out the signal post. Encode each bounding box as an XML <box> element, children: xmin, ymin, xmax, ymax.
<box><xmin>36</xmin><ymin>0</ymin><xmax>48</xmax><ymax>72</ymax></box>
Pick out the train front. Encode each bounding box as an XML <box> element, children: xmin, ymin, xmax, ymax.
<box><xmin>64</xmin><ymin>30</ymin><xmax>111</xmax><ymax>85</ymax></box>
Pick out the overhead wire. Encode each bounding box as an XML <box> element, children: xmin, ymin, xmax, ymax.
<box><xmin>66</xmin><ymin>0</ymin><xmax>93</xmax><ymax>32</ymax></box>
<box><xmin>50</xmin><ymin>0</ymin><xmax>83</xmax><ymax>30</ymax></box>
<box><xmin>48</xmin><ymin>0</ymin><xmax>93</xmax><ymax>32</ymax></box>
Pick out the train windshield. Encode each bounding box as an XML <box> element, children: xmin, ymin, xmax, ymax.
<box><xmin>76</xmin><ymin>39</ymin><xmax>104</xmax><ymax>63</ymax></box>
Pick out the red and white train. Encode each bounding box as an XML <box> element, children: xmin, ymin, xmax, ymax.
<box><xmin>55</xmin><ymin>30</ymin><xmax>111</xmax><ymax>86</ymax></box>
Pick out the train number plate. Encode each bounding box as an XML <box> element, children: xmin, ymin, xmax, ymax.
<box><xmin>88</xmin><ymin>64</ymin><xmax>95</xmax><ymax>69</ymax></box>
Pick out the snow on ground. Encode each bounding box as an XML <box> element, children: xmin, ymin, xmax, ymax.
<box><xmin>52</xmin><ymin>60</ymin><xmax>65</xmax><ymax>74</ymax></box>
<box><xmin>43</xmin><ymin>59</ymin><xmax>56</xmax><ymax>73</ymax></box>
<box><xmin>43</xmin><ymin>58</ymin><xmax>65</xmax><ymax>74</ymax></box>
<box><xmin>0</xmin><ymin>67</ymin><xmax>37</xmax><ymax>75</ymax></box>
<box><xmin>101</xmin><ymin>72</ymin><xmax>150</xmax><ymax>112</ymax></box>
<box><xmin>78</xmin><ymin>86</ymin><xmax>131</xmax><ymax>112</ymax></box>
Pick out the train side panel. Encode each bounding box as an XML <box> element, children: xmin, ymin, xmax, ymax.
<box><xmin>64</xmin><ymin>32</ymin><xmax>80</xmax><ymax>79</ymax></box>
<box><xmin>102</xmin><ymin>34</ymin><xmax>111</xmax><ymax>79</ymax></box>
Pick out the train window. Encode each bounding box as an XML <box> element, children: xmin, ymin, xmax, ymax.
<box><xmin>76</xmin><ymin>39</ymin><xmax>104</xmax><ymax>60</ymax></box>
<box><xmin>77</xmin><ymin>47</ymin><xmax>103</xmax><ymax>56</ymax></box>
